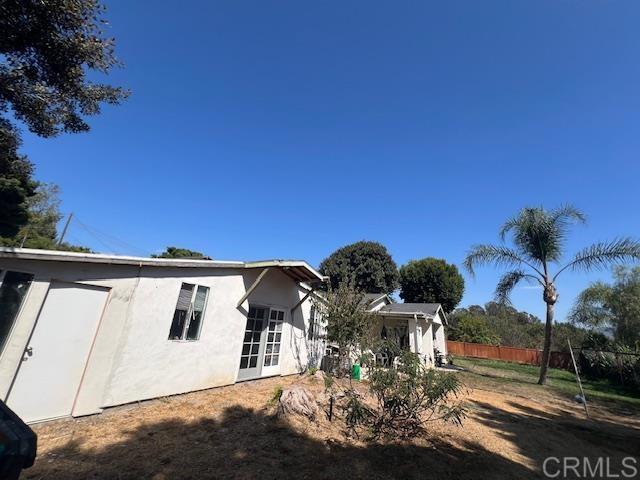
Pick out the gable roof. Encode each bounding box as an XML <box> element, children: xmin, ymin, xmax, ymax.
<box><xmin>378</xmin><ymin>303</ymin><xmax>447</xmax><ymax>324</ymax></box>
<box><xmin>0</xmin><ymin>248</ymin><xmax>326</xmax><ymax>284</ymax></box>
<box><xmin>360</xmin><ymin>293</ymin><xmax>393</xmax><ymax>306</ymax></box>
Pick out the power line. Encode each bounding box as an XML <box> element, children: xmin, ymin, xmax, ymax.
<box><xmin>72</xmin><ymin>217</ymin><xmax>151</xmax><ymax>257</ymax></box>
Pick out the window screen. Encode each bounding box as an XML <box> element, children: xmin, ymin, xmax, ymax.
<box><xmin>0</xmin><ymin>271</ymin><xmax>34</xmax><ymax>355</ymax></box>
<box><xmin>186</xmin><ymin>286</ymin><xmax>208</xmax><ymax>340</ymax></box>
<box><xmin>168</xmin><ymin>283</ymin><xmax>209</xmax><ymax>341</ymax></box>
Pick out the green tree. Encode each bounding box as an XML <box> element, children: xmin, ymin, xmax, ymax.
<box><xmin>399</xmin><ymin>258</ymin><xmax>465</xmax><ymax>312</ymax></box>
<box><xmin>1</xmin><ymin>0</ymin><xmax>127</xmax><ymax>235</ymax></box>
<box><xmin>480</xmin><ymin>301</ymin><xmax>546</xmax><ymax>348</ymax></box>
<box><xmin>551</xmin><ymin>322</ymin><xmax>587</xmax><ymax>353</ymax></box>
<box><xmin>464</xmin><ymin>205</ymin><xmax>640</xmax><ymax>384</ymax></box>
<box><xmin>0</xmin><ymin>0</ymin><xmax>128</xmax><ymax>141</ymax></box>
<box><xmin>449</xmin><ymin>302</ymin><xmax>588</xmax><ymax>351</ymax></box>
<box><xmin>319</xmin><ymin>241</ymin><xmax>399</xmax><ymax>294</ymax></box>
<box><xmin>313</xmin><ymin>283</ymin><xmax>375</xmax><ymax>374</ymax></box>
<box><xmin>448</xmin><ymin>315</ymin><xmax>500</xmax><ymax>345</ymax></box>
<box><xmin>0</xmin><ymin>123</ymin><xmax>36</xmax><ymax>237</ymax></box>
<box><xmin>152</xmin><ymin>247</ymin><xmax>210</xmax><ymax>259</ymax></box>
<box><xmin>0</xmin><ymin>183</ymin><xmax>91</xmax><ymax>252</ymax></box>
<box><xmin>570</xmin><ymin>266</ymin><xmax>640</xmax><ymax>349</ymax></box>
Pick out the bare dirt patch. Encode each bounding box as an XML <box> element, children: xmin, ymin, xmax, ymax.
<box><xmin>24</xmin><ymin>372</ymin><xmax>640</xmax><ymax>480</ymax></box>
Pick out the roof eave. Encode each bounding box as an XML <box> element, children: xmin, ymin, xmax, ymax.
<box><xmin>376</xmin><ymin>311</ymin><xmax>430</xmax><ymax>319</ymax></box>
<box><xmin>0</xmin><ymin>249</ymin><xmax>325</xmax><ymax>283</ymax></box>
<box><xmin>244</xmin><ymin>260</ymin><xmax>325</xmax><ymax>283</ymax></box>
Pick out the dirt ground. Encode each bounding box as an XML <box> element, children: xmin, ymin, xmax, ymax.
<box><xmin>24</xmin><ymin>370</ymin><xmax>640</xmax><ymax>480</ymax></box>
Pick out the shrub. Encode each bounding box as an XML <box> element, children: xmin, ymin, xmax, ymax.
<box><xmin>324</xmin><ymin>372</ymin><xmax>335</xmax><ymax>392</ymax></box>
<box><xmin>269</xmin><ymin>385</ymin><xmax>284</xmax><ymax>406</ymax></box>
<box><xmin>343</xmin><ymin>351</ymin><xmax>466</xmax><ymax>439</ymax></box>
<box><xmin>579</xmin><ymin>350</ymin><xmax>640</xmax><ymax>393</ymax></box>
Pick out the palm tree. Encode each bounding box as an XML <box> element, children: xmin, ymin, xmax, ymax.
<box><xmin>463</xmin><ymin>205</ymin><xmax>640</xmax><ymax>385</ymax></box>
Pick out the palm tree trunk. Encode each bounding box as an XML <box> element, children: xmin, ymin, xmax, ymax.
<box><xmin>538</xmin><ymin>301</ymin><xmax>554</xmax><ymax>385</ymax></box>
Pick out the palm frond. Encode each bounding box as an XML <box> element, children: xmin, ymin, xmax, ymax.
<box><xmin>499</xmin><ymin>205</ymin><xmax>586</xmax><ymax>265</ymax></box>
<box><xmin>463</xmin><ymin>244</ymin><xmax>544</xmax><ymax>278</ymax></box>
<box><xmin>550</xmin><ymin>204</ymin><xmax>586</xmax><ymax>225</ymax></box>
<box><xmin>498</xmin><ymin>216</ymin><xmax>520</xmax><ymax>241</ymax></box>
<box><xmin>555</xmin><ymin>238</ymin><xmax>640</xmax><ymax>280</ymax></box>
<box><xmin>494</xmin><ymin>270</ymin><xmax>535</xmax><ymax>305</ymax></box>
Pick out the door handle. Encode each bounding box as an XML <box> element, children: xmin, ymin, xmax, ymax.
<box><xmin>22</xmin><ymin>346</ymin><xmax>33</xmax><ymax>361</ymax></box>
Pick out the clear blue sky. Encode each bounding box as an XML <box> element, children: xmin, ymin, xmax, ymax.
<box><xmin>21</xmin><ymin>1</ymin><xmax>640</xmax><ymax>322</ymax></box>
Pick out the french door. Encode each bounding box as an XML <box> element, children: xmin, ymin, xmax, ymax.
<box><xmin>237</xmin><ymin>305</ymin><xmax>285</xmax><ymax>381</ymax></box>
<box><xmin>261</xmin><ymin>308</ymin><xmax>284</xmax><ymax>377</ymax></box>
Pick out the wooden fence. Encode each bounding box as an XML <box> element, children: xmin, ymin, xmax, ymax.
<box><xmin>447</xmin><ymin>340</ymin><xmax>573</xmax><ymax>369</ymax></box>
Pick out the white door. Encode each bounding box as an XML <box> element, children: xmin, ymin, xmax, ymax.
<box><xmin>7</xmin><ymin>282</ymin><xmax>109</xmax><ymax>423</ymax></box>
<box><xmin>237</xmin><ymin>306</ymin><xmax>268</xmax><ymax>381</ymax></box>
<box><xmin>237</xmin><ymin>306</ymin><xmax>285</xmax><ymax>381</ymax></box>
<box><xmin>261</xmin><ymin>308</ymin><xmax>284</xmax><ymax>377</ymax></box>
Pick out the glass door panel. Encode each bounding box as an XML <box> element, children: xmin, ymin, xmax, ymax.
<box><xmin>262</xmin><ymin>308</ymin><xmax>284</xmax><ymax>376</ymax></box>
<box><xmin>237</xmin><ymin>306</ymin><xmax>266</xmax><ymax>380</ymax></box>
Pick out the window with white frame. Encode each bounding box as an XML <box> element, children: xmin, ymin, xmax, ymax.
<box><xmin>168</xmin><ymin>283</ymin><xmax>209</xmax><ymax>340</ymax></box>
<box><xmin>0</xmin><ymin>270</ymin><xmax>34</xmax><ymax>355</ymax></box>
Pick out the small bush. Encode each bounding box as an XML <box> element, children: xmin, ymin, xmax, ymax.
<box><xmin>343</xmin><ymin>391</ymin><xmax>374</xmax><ymax>437</ymax></box>
<box><xmin>579</xmin><ymin>350</ymin><xmax>640</xmax><ymax>393</ymax></box>
<box><xmin>324</xmin><ymin>372</ymin><xmax>335</xmax><ymax>392</ymax></box>
<box><xmin>343</xmin><ymin>350</ymin><xmax>466</xmax><ymax>439</ymax></box>
<box><xmin>308</xmin><ymin>367</ymin><xmax>318</xmax><ymax>376</ymax></box>
<box><xmin>269</xmin><ymin>385</ymin><xmax>284</xmax><ymax>406</ymax></box>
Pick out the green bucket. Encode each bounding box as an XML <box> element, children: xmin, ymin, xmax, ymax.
<box><xmin>351</xmin><ymin>363</ymin><xmax>361</xmax><ymax>381</ymax></box>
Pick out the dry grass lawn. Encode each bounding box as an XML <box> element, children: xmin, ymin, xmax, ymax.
<box><xmin>24</xmin><ymin>364</ymin><xmax>640</xmax><ymax>480</ymax></box>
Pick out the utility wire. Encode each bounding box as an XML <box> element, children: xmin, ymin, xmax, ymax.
<box><xmin>73</xmin><ymin>217</ymin><xmax>151</xmax><ymax>257</ymax></box>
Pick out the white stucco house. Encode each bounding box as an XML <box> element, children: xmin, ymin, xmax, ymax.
<box><xmin>0</xmin><ymin>248</ymin><xmax>327</xmax><ymax>424</ymax></box>
<box><xmin>362</xmin><ymin>293</ymin><xmax>448</xmax><ymax>365</ymax></box>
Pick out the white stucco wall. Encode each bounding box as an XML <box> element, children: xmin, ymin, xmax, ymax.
<box><xmin>433</xmin><ymin>324</ymin><xmax>447</xmax><ymax>358</ymax></box>
<box><xmin>0</xmin><ymin>258</ymin><xmax>318</xmax><ymax>419</ymax></box>
<box><xmin>0</xmin><ymin>258</ymin><xmax>141</xmax><ymax>409</ymax></box>
<box><xmin>421</xmin><ymin>321</ymin><xmax>435</xmax><ymax>365</ymax></box>
<box><xmin>103</xmin><ymin>267</ymin><xmax>246</xmax><ymax>407</ymax></box>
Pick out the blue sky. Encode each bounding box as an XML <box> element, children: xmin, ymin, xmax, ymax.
<box><xmin>20</xmin><ymin>1</ymin><xmax>640</xmax><ymax>322</ymax></box>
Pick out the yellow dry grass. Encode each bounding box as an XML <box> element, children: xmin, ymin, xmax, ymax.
<box><xmin>24</xmin><ymin>370</ymin><xmax>640</xmax><ymax>480</ymax></box>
